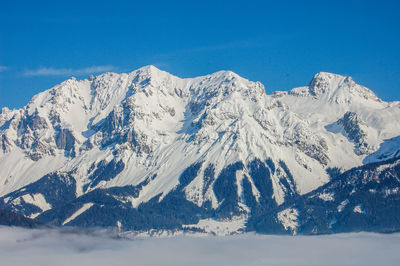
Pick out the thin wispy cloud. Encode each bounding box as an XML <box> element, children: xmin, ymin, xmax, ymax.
<box><xmin>0</xmin><ymin>66</ymin><xmax>9</xmax><ymax>72</ymax></box>
<box><xmin>22</xmin><ymin>65</ymin><xmax>117</xmax><ymax>77</ymax></box>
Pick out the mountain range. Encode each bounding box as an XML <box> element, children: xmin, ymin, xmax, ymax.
<box><xmin>1</xmin><ymin>66</ymin><xmax>399</xmax><ymax>235</ymax></box>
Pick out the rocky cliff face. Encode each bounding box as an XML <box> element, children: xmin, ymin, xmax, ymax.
<box><xmin>337</xmin><ymin>111</ymin><xmax>371</xmax><ymax>155</ymax></box>
<box><xmin>1</xmin><ymin>66</ymin><xmax>400</xmax><ymax>234</ymax></box>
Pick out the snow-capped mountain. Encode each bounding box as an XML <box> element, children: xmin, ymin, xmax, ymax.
<box><xmin>1</xmin><ymin>66</ymin><xmax>400</xmax><ymax>234</ymax></box>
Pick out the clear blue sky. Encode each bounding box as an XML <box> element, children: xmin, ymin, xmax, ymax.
<box><xmin>1</xmin><ymin>0</ymin><xmax>399</xmax><ymax>109</ymax></box>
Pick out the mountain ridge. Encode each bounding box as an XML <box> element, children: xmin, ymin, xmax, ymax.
<box><xmin>1</xmin><ymin>66</ymin><xmax>400</xmax><ymax>234</ymax></box>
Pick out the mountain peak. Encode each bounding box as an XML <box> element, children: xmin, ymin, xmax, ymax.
<box><xmin>132</xmin><ymin>65</ymin><xmax>176</xmax><ymax>79</ymax></box>
<box><xmin>308</xmin><ymin>72</ymin><xmax>350</xmax><ymax>96</ymax></box>
<box><xmin>311</xmin><ymin>71</ymin><xmax>343</xmax><ymax>81</ymax></box>
<box><xmin>135</xmin><ymin>64</ymin><xmax>161</xmax><ymax>74</ymax></box>
<box><xmin>288</xmin><ymin>72</ymin><xmax>381</xmax><ymax>103</ymax></box>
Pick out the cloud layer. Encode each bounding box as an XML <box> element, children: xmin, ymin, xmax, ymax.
<box><xmin>0</xmin><ymin>226</ymin><xmax>399</xmax><ymax>266</ymax></box>
<box><xmin>0</xmin><ymin>66</ymin><xmax>9</xmax><ymax>72</ymax></box>
<box><xmin>22</xmin><ymin>65</ymin><xmax>116</xmax><ymax>77</ymax></box>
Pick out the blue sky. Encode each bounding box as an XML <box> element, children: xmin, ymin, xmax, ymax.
<box><xmin>1</xmin><ymin>0</ymin><xmax>399</xmax><ymax>109</ymax></box>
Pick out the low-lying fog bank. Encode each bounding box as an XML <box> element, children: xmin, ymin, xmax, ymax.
<box><xmin>1</xmin><ymin>226</ymin><xmax>399</xmax><ymax>266</ymax></box>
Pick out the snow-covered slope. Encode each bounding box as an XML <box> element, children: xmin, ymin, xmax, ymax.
<box><xmin>1</xmin><ymin>66</ymin><xmax>400</xmax><ymax>233</ymax></box>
